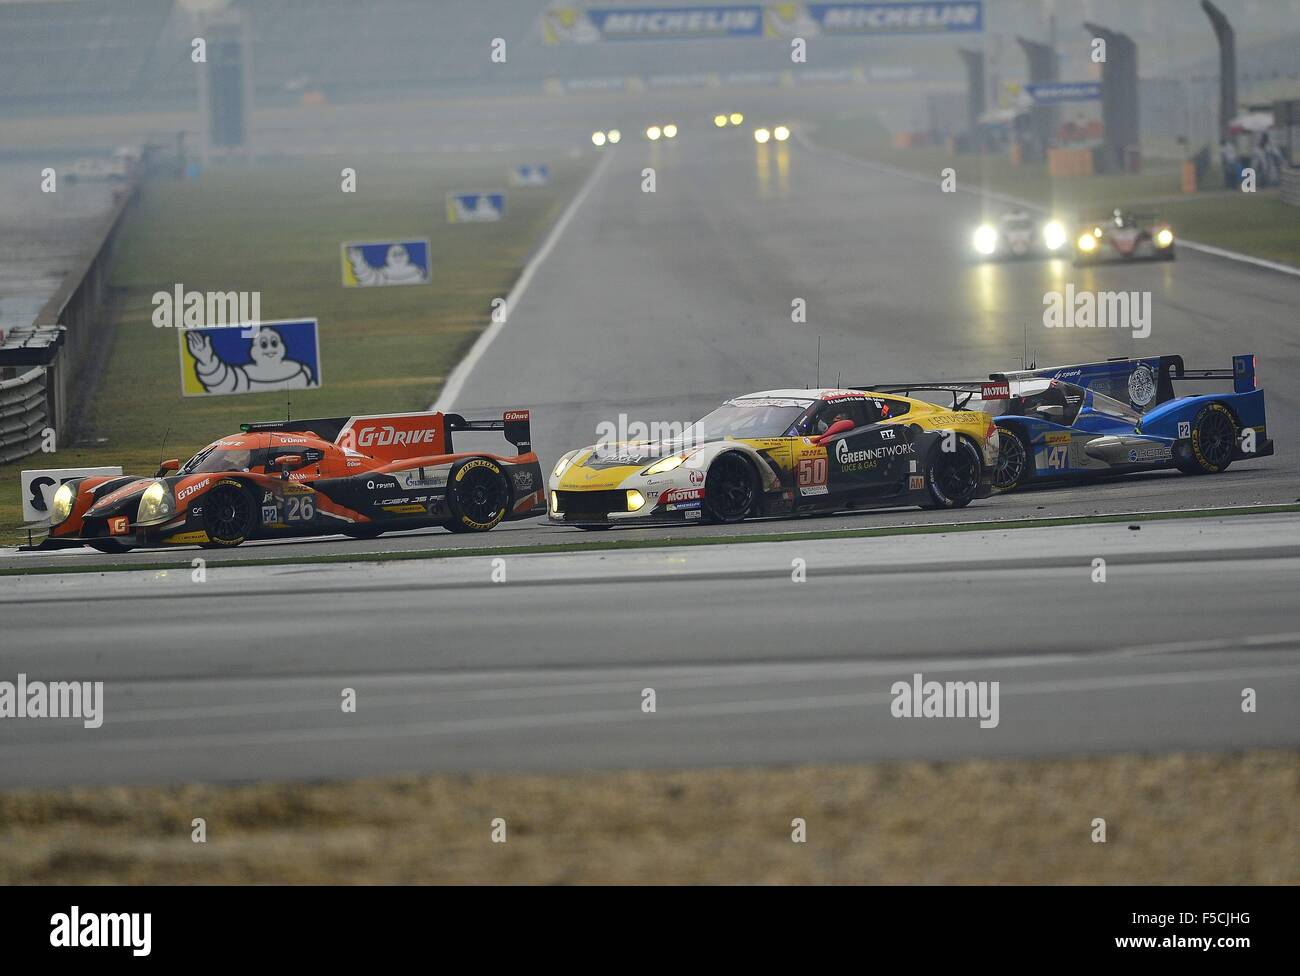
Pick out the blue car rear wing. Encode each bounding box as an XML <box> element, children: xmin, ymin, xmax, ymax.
<box><xmin>991</xmin><ymin>354</ymin><xmax>1259</xmax><ymax>413</ymax></box>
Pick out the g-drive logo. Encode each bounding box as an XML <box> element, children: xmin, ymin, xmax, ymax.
<box><xmin>358</xmin><ymin>425</ymin><xmax>437</xmax><ymax>448</ymax></box>
<box><xmin>50</xmin><ymin>907</ymin><xmax>151</xmax><ymax>956</ymax></box>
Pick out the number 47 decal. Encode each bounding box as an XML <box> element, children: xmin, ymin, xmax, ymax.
<box><xmin>1046</xmin><ymin>445</ymin><xmax>1069</xmax><ymax>469</ymax></box>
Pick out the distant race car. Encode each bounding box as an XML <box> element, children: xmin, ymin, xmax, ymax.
<box><xmin>877</xmin><ymin>355</ymin><xmax>1271</xmax><ymax>492</ymax></box>
<box><xmin>971</xmin><ymin>209</ymin><xmax>1069</xmax><ymax>260</ymax></box>
<box><xmin>40</xmin><ymin>409</ymin><xmax>544</xmax><ymax>552</ymax></box>
<box><xmin>547</xmin><ymin>388</ymin><xmax>997</xmax><ymax>529</ymax></box>
<box><xmin>1074</xmin><ymin>209</ymin><xmax>1175</xmax><ymax>264</ymax></box>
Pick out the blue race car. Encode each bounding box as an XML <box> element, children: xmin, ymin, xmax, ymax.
<box><xmin>871</xmin><ymin>355</ymin><xmax>1273</xmax><ymax>492</ymax></box>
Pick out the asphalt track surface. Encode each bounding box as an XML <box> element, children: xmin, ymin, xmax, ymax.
<box><xmin>2</xmin><ymin>515</ymin><xmax>1297</xmax><ymax>787</ymax></box>
<box><xmin>5</xmin><ymin>120</ymin><xmax>1299</xmax><ymax>569</ymax></box>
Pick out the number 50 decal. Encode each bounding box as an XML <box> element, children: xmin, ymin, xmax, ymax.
<box><xmin>797</xmin><ymin>457</ymin><xmax>827</xmax><ymax>487</ymax></box>
<box><xmin>285</xmin><ymin>495</ymin><xmax>315</xmax><ymax>521</ymax></box>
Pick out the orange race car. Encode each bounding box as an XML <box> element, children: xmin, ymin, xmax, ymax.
<box><xmin>39</xmin><ymin>409</ymin><xmax>544</xmax><ymax>552</ymax></box>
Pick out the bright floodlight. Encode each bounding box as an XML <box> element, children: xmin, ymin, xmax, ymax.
<box><xmin>773</xmin><ymin>125</ymin><xmax>791</xmax><ymax>142</ymax></box>
<box><xmin>646</xmin><ymin>125</ymin><xmax>662</xmax><ymax>141</ymax></box>
<box><xmin>591</xmin><ymin>131</ymin><xmax>606</xmax><ymax>147</ymax></box>
<box><xmin>730</xmin><ymin>112</ymin><xmax>744</xmax><ymax>125</ymax></box>
<box><xmin>753</xmin><ymin>127</ymin><xmax>771</xmax><ymax>144</ymax></box>
<box><xmin>663</xmin><ymin>123</ymin><xmax>678</xmax><ymax>139</ymax></box>
<box><xmin>607</xmin><ymin>129</ymin><xmax>621</xmax><ymax>144</ymax></box>
<box><xmin>973</xmin><ymin>224</ymin><xmax>998</xmax><ymax>255</ymax></box>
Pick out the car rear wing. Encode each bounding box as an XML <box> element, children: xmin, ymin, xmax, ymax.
<box><xmin>854</xmin><ymin>382</ymin><xmax>1004</xmax><ymax>411</ymax></box>
<box><xmin>445</xmin><ymin>410</ymin><xmax>533</xmax><ymax>453</ymax></box>
<box><xmin>995</xmin><ymin>354</ymin><xmax>1259</xmax><ymax>412</ymax></box>
<box><xmin>241</xmin><ymin>409</ymin><xmax>534</xmax><ymax>456</ymax></box>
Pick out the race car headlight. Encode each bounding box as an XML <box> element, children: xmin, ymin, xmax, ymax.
<box><xmin>626</xmin><ymin>490</ymin><xmax>646</xmax><ymax>512</ymax></box>
<box><xmin>1043</xmin><ymin>220</ymin><xmax>1066</xmax><ymax>251</ymax></box>
<box><xmin>1156</xmin><ymin>228</ymin><xmax>1174</xmax><ymax>248</ymax></box>
<box><xmin>49</xmin><ymin>483</ymin><xmax>76</xmax><ymax>526</ymax></box>
<box><xmin>550</xmin><ymin>490</ymin><xmax>559</xmax><ymax>514</ymax></box>
<box><xmin>973</xmin><ymin>224</ymin><xmax>998</xmax><ymax>255</ymax></box>
<box><xmin>642</xmin><ymin>454</ymin><xmax>685</xmax><ymax>476</ymax></box>
<box><xmin>773</xmin><ymin>125</ymin><xmax>791</xmax><ymax>142</ymax></box>
<box><xmin>753</xmin><ymin>127</ymin><xmax>771</xmax><ymax>144</ymax></box>
<box><xmin>607</xmin><ymin>129</ymin><xmax>621</xmax><ymax>144</ymax></box>
<box><xmin>1078</xmin><ymin>233</ymin><xmax>1097</xmax><ymax>251</ymax></box>
<box><xmin>136</xmin><ymin>480</ymin><xmax>174</xmax><ymax>525</ymax></box>
<box><xmin>551</xmin><ymin>450</ymin><xmax>581</xmax><ymax>481</ymax></box>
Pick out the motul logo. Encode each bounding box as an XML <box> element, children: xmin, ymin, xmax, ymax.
<box><xmin>358</xmin><ymin>426</ymin><xmax>437</xmax><ymax>448</ymax></box>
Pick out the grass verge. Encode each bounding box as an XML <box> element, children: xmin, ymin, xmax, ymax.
<box><xmin>2</xmin><ymin>750</ymin><xmax>1294</xmax><ymax>883</ymax></box>
<box><xmin>0</xmin><ymin>151</ymin><xmax>593</xmax><ymax>544</ymax></box>
<box><xmin>5</xmin><ymin>503</ymin><xmax>1297</xmax><ymax>576</ymax></box>
<box><xmin>804</xmin><ymin>113</ymin><xmax>1300</xmax><ymax>267</ymax></box>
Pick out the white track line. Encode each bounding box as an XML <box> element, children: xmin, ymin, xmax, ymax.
<box><xmin>432</xmin><ymin>149</ymin><xmax>617</xmax><ymax>412</ymax></box>
<box><xmin>797</xmin><ymin>129</ymin><xmax>1300</xmax><ymax>279</ymax></box>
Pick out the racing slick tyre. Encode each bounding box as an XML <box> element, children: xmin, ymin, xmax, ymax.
<box><xmin>88</xmin><ymin>540</ymin><xmax>132</xmax><ymax>554</ymax></box>
<box><xmin>1175</xmin><ymin>402</ymin><xmax>1237</xmax><ymax>475</ymax></box>
<box><xmin>446</xmin><ymin>457</ymin><xmax>509</xmax><ymax>532</ymax></box>
<box><xmin>703</xmin><ymin>452</ymin><xmax>758</xmax><ymax>524</ymax></box>
<box><xmin>201</xmin><ymin>479</ymin><xmax>258</xmax><ymax>547</ymax></box>
<box><xmin>922</xmin><ymin>438</ymin><xmax>982</xmax><ymax>509</ymax></box>
<box><xmin>341</xmin><ymin>525</ymin><xmax>385</xmax><ymax>540</ymax></box>
<box><xmin>991</xmin><ymin>425</ymin><xmax>1031</xmax><ymax>492</ymax></box>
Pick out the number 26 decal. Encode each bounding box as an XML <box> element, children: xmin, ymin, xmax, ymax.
<box><xmin>285</xmin><ymin>495</ymin><xmax>315</xmax><ymax>521</ymax></box>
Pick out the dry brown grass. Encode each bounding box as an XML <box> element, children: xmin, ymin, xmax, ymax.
<box><xmin>2</xmin><ymin>751</ymin><xmax>1296</xmax><ymax>884</ymax></box>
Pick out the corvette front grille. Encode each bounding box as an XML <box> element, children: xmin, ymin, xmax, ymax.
<box><xmin>554</xmin><ymin>489</ymin><xmax>628</xmax><ymax>518</ymax></box>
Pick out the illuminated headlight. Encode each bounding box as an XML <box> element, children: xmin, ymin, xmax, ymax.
<box><xmin>136</xmin><ymin>480</ymin><xmax>174</xmax><ymax>525</ymax></box>
<box><xmin>646</xmin><ymin>125</ymin><xmax>662</xmax><ymax>141</ymax></box>
<box><xmin>1043</xmin><ymin>220</ymin><xmax>1066</xmax><ymax>251</ymax></box>
<box><xmin>1078</xmin><ymin>233</ymin><xmax>1097</xmax><ymax>252</ymax></box>
<box><xmin>973</xmin><ymin>224</ymin><xmax>998</xmax><ymax>255</ymax></box>
<box><xmin>729</xmin><ymin>112</ymin><xmax>744</xmax><ymax>125</ymax></box>
<box><xmin>642</xmin><ymin>454</ymin><xmax>685</xmax><ymax>476</ymax></box>
<box><xmin>550</xmin><ymin>491</ymin><xmax>559</xmax><ymax>514</ymax></box>
<box><xmin>1156</xmin><ymin>228</ymin><xmax>1174</xmax><ymax>248</ymax></box>
<box><xmin>773</xmin><ymin>125</ymin><xmax>791</xmax><ymax>142</ymax></box>
<box><xmin>591</xmin><ymin>131</ymin><xmax>606</xmax><ymax>147</ymax></box>
<box><xmin>663</xmin><ymin>123</ymin><xmax>678</xmax><ymax>139</ymax></box>
<box><xmin>753</xmin><ymin>127</ymin><xmax>771</xmax><ymax>144</ymax></box>
<box><xmin>626</xmin><ymin>490</ymin><xmax>646</xmax><ymax>512</ymax></box>
<box><xmin>49</xmin><ymin>483</ymin><xmax>76</xmax><ymax>525</ymax></box>
<box><xmin>714</xmin><ymin>114</ymin><xmax>728</xmax><ymax>128</ymax></box>
<box><xmin>551</xmin><ymin>450</ymin><xmax>581</xmax><ymax>481</ymax></box>
<box><xmin>607</xmin><ymin>129</ymin><xmax>621</xmax><ymax>144</ymax></box>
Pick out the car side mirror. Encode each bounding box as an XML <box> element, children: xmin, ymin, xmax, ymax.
<box><xmin>816</xmin><ymin>418</ymin><xmax>856</xmax><ymax>443</ymax></box>
<box><xmin>155</xmin><ymin>458</ymin><xmax>179</xmax><ymax>477</ymax></box>
<box><xmin>1035</xmin><ymin>405</ymin><xmax>1065</xmax><ymax>420</ymax></box>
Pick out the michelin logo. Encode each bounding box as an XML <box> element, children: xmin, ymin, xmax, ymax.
<box><xmin>447</xmin><ymin>192</ymin><xmax>505</xmax><ymax>223</ymax></box>
<box><xmin>342</xmin><ymin>240</ymin><xmax>430</xmax><ymax>287</ymax></box>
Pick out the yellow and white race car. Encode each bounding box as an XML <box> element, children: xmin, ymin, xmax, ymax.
<box><xmin>548</xmin><ymin>388</ymin><xmax>997</xmax><ymax>528</ymax></box>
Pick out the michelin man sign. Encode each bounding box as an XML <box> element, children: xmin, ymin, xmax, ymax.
<box><xmin>446</xmin><ymin>192</ymin><xmax>506</xmax><ymax>223</ymax></box>
<box><xmin>341</xmin><ymin>239</ymin><xmax>431</xmax><ymax>287</ymax></box>
<box><xmin>178</xmin><ymin>319</ymin><xmax>322</xmax><ymax>397</ymax></box>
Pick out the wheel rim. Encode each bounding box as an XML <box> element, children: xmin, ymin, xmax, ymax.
<box><xmin>707</xmin><ymin>456</ymin><xmax>754</xmax><ymax>519</ymax></box>
<box><xmin>937</xmin><ymin>444</ymin><xmax>981</xmax><ymax>502</ymax></box>
<box><xmin>992</xmin><ymin>433</ymin><xmax>1025</xmax><ymax>490</ymax></box>
<box><xmin>455</xmin><ymin>466</ymin><xmax>505</xmax><ymax>523</ymax></box>
<box><xmin>1199</xmin><ymin>412</ymin><xmax>1235</xmax><ymax>467</ymax></box>
<box><xmin>206</xmin><ymin>487</ymin><xmax>251</xmax><ymax>542</ymax></box>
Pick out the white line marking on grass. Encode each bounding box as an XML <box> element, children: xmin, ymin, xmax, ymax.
<box><xmin>432</xmin><ymin>149</ymin><xmax>616</xmax><ymax>412</ymax></box>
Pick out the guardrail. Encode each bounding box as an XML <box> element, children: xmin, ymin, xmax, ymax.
<box><xmin>0</xmin><ymin>367</ymin><xmax>48</xmax><ymax>464</ymax></box>
<box><xmin>0</xmin><ymin>165</ymin><xmax>141</xmax><ymax>465</ymax></box>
